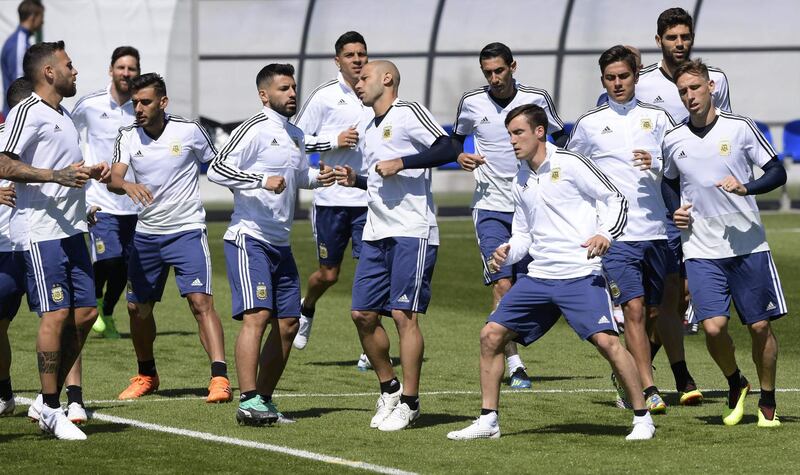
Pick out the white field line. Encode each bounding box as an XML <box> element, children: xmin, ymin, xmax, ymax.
<box><xmin>16</xmin><ymin>387</ymin><xmax>800</xmax><ymax>406</ymax></box>
<box><xmin>17</xmin><ymin>396</ymin><xmax>416</xmax><ymax>475</ymax></box>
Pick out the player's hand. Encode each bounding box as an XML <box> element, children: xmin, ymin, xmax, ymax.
<box><xmin>122</xmin><ymin>182</ymin><xmax>153</xmax><ymax>205</ymax></box>
<box><xmin>673</xmin><ymin>203</ymin><xmax>693</xmax><ymax>229</ymax></box>
<box><xmin>632</xmin><ymin>149</ymin><xmax>652</xmax><ymax>171</ymax></box>
<box><xmin>53</xmin><ymin>160</ymin><xmax>90</xmax><ymax>188</ymax></box>
<box><xmin>0</xmin><ymin>183</ymin><xmax>15</xmax><ymax>207</ymax></box>
<box><xmin>87</xmin><ymin>205</ymin><xmax>101</xmax><ymax>226</ymax></box>
<box><xmin>264</xmin><ymin>175</ymin><xmax>286</xmax><ymax>194</ymax></box>
<box><xmin>87</xmin><ymin>161</ymin><xmax>112</xmax><ymax>183</ymax></box>
<box><xmin>375</xmin><ymin>158</ymin><xmax>404</xmax><ymax>178</ymax></box>
<box><xmin>716</xmin><ymin>175</ymin><xmax>746</xmax><ymax>196</ymax></box>
<box><xmin>335</xmin><ymin>165</ymin><xmax>357</xmax><ymax>187</ymax></box>
<box><xmin>457</xmin><ymin>152</ymin><xmax>486</xmax><ymax>171</ymax></box>
<box><xmin>581</xmin><ymin>234</ymin><xmax>611</xmax><ymax>259</ymax></box>
<box><xmin>337</xmin><ymin>127</ymin><xmax>359</xmax><ymax>149</ymax></box>
<box><xmin>490</xmin><ymin>243</ymin><xmax>510</xmax><ymax>272</ymax></box>
<box><xmin>317</xmin><ymin>161</ymin><xmax>336</xmax><ymax>187</ymax></box>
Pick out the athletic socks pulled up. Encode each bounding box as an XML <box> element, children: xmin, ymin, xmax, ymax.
<box><xmin>400</xmin><ymin>394</ymin><xmax>419</xmax><ymax>411</ymax></box>
<box><xmin>211</xmin><ymin>361</ymin><xmax>228</xmax><ymax>378</ymax></box>
<box><xmin>379</xmin><ymin>377</ymin><xmax>400</xmax><ymax>395</ymax></box>
<box><xmin>138</xmin><ymin>359</ymin><xmax>157</xmax><ymax>377</ymax></box>
<box><xmin>66</xmin><ymin>385</ymin><xmax>84</xmax><ymax>407</ymax></box>
<box><xmin>0</xmin><ymin>378</ymin><xmax>12</xmax><ymax>400</ymax></box>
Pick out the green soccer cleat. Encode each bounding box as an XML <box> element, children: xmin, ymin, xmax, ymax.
<box><xmin>723</xmin><ymin>381</ymin><xmax>750</xmax><ymax>426</ymax></box>
<box><xmin>92</xmin><ymin>299</ymin><xmax>107</xmax><ymax>334</ymax></box>
<box><xmin>236</xmin><ymin>397</ymin><xmax>278</xmax><ymax>426</ymax></box>
<box><xmin>264</xmin><ymin>399</ymin><xmax>295</xmax><ymax>424</ymax></box>
<box><xmin>646</xmin><ymin>392</ymin><xmax>667</xmax><ymax>415</ymax></box>
<box><xmin>757</xmin><ymin>407</ymin><xmax>780</xmax><ymax>428</ymax></box>
<box><xmin>102</xmin><ymin>315</ymin><xmax>121</xmax><ymax>339</ymax></box>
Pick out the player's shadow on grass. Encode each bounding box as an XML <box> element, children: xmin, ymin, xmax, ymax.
<box><xmin>697</xmin><ymin>414</ymin><xmax>798</xmax><ymax>425</ymax></box>
<box><xmin>505</xmin><ymin>423</ymin><xmax>628</xmax><ymax>437</ymax></box>
<box><xmin>306</xmin><ymin>358</ymin><xmax>412</xmax><ymax>368</ymax></box>
<box><xmin>532</xmin><ymin>375</ymin><xmax>602</xmax><ymax>383</ymax></box>
<box><xmin>413</xmin><ymin>413</ymin><xmax>474</xmax><ymax>428</ymax></box>
<box><xmin>155</xmin><ymin>387</ymin><xmax>210</xmax><ymax>398</ymax></box>
<box><xmin>81</xmin><ymin>421</ymin><xmax>132</xmax><ymax>436</ymax></box>
<box><xmin>289</xmin><ymin>406</ymin><xmax>371</xmax><ymax>419</ymax></box>
<box><xmin>110</xmin><ymin>330</ymin><xmax>196</xmax><ymax>339</ymax></box>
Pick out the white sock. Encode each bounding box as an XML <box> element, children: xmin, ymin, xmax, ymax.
<box><xmin>506</xmin><ymin>355</ymin><xmax>524</xmax><ymax>374</ymax></box>
<box><xmin>479</xmin><ymin>411</ymin><xmax>498</xmax><ymax>427</ymax></box>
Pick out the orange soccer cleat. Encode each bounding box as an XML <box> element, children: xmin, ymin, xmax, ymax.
<box><xmin>118</xmin><ymin>374</ymin><xmax>160</xmax><ymax>400</ymax></box>
<box><xmin>206</xmin><ymin>376</ymin><xmax>232</xmax><ymax>403</ymax></box>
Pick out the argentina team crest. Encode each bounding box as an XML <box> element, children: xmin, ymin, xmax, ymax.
<box><xmin>719</xmin><ymin>140</ymin><xmax>731</xmax><ymax>156</ymax></box>
<box><xmin>170</xmin><ymin>141</ymin><xmax>182</xmax><ymax>156</ymax></box>
<box><xmin>608</xmin><ymin>281</ymin><xmax>621</xmax><ymax>299</ymax></box>
<box><xmin>382</xmin><ymin>125</ymin><xmax>392</xmax><ymax>140</ymax></box>
<box><xmin>256</xmin><ymin>282</ymin><xmax>268</xmax><ymax>300</ymax></box>
<box><xmin>640</xmin><ymin>118</ymin><xmax>653</xmax><ymax>131</ymax></box>
<box><xmin>550</xmin><ymin>167</ymin><xmax>561</xmax><ymax>182</ymax></box>
<box><xmin>51</xmin><ymin>284</ymin><xmax>64</xmax><ymax>303</ymax></box>
<box><xmin>95</xmin><ymin>238</ymin><xmax>106</xmax><ymax>255</ymax></box>
<box><xmin>318</xmin><ymin>243</ymin><xmax>328</xmax><ymax>259</ymax></box>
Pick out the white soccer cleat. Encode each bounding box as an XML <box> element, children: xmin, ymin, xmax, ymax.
<box><xmin>292</xmin><ymin>300</ymin><xmax>314</xmax><ymax>350</ymax></box>
<box><xmin>626</xmin><ymin>413</ymin><xmax>656</xmax><ymax>441</ymax></box>
<box><xmin>0</xmin><ymin>395</ymin><xmax>15</xmax><ymax>416</ymax></box>
<box><xmin>378</xmin><ymin>402</ymin><xmax>419</xmax><ymax>431</ymax></box>
<box><xmin>357</xmin><ymin>353</ymin><xmax>372</xmax><ymax>371</ymax></box>
<box><xmin>28</xmin><ymin>393</ymin><xmax>43</xmax><ymax>421</ymax></box>
<box><xmin>447</xmin><ymin>418</ymin><xmax>501</xmax><ymax>440</ymax></box>
<box><xmin>67</xmin><ymin>402</ymin><xmax>88</xmax><ymax>425</ymax></box>
<box><xmin>39</xmin><ymin>405</ymin><xmax>87</xmax><ymax>440</ymax></box>
<box><xmin>370</xmin><ymin>385</ymin><xmax>402</xmax><ymax>428</ymax></box>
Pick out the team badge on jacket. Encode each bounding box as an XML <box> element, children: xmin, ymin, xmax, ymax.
<box><xmin>170</xmin><ymin>142</ymin><xmax>182</xmax><ymax>156</ymax></box>
<box><xmin>719</xmin><ymin>141</ymin><xmax>731</xmax><ymax>156</ymax></box>
<box><xmin>382</xmin><ymin>126</ymin><xmax>392</xmax><ymax>140</ymax></box>
<box><xmin>551</xmin><ymin>168</ymin><xmax>561</xmax><ymax>182</ymax></box>
<box><xmin>256</xmin><ymin>282</ymin><xmax>268</xmax><ymax>300</ymax></box>
<box><xmin>640</xmin><ymin>118</ymin><xmax>653</xmax><ymax>131</ymax></box>
<box><xmin>51</xmin><ymin>285</ymin><xmax>64</xmax><ymax>303</ymax></box>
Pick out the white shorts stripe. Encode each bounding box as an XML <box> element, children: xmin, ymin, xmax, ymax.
<box><xmin>200</xmin><ymin>231</ymin><xmax>213</xmax><ymax>295</ymax></box>
<box><xmin>766</xmin><ymin>252</ymin><xmax>787</xmax><ymax>313</ymax></box>
<box><xmin>236</xmin><ymin>233</ymin><xmax>252</xmax><ymax>310</ymax></box>
<box><xmin>29</xmin><ymin>242</ymin><xmax>48</xmax><ymax>313</ymax></box>
<box><xmin>411</xmin><ymin>238</ymin><xmax>427</xmax><ymax>312</ymax></box>
<box><xmin>471</xmin><ymin>209</ymin><xmax>491</xmax><ymax>283</ymax></box>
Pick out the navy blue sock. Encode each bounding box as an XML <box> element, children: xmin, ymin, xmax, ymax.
<box><xmin>400</xmin><ymin>394</ymin><xmax>419</xmax><ymax>410</ymax></box>
<box><xmin>138</xmin><ymin>359</ymin><xmax>157</xmax><ymax>377</ymax></box>
<box><xmin>66</xmin><ymin>385</ymin><xmax>83</xmax><ymax>407</ymax></box>
<box><xmin>0</xmin><ymin>378</ymin><xmax>11</xmax><ymax>400</ymax></box>
<box><xmin>379</xmin><ymin>378</ymin><xmax>400</xmax><ymax>394</ymax></box>
<box><xmin>211</xmin><ymin>361</ymin><xmax>227</xmax><ymax>378</ymax></box>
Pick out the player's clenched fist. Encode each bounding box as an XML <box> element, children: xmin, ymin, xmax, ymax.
<box><xmin>265</xmin><ymin>175</ymin><xmax>286</xmax><ymax>194</ymax></box>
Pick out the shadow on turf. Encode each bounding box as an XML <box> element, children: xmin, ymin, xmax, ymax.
<box><xmin>106</xmin><ymin>330</ymin><xmax>196</xmax><ymax>339</ymax></box>
<box><xmin>305</xmin><ymin>359</ymin><xmax>409</xmax><ymax>368</ymax></box>
<box><xmin>154</xmin><ymin>387</ymin><xmax>210</xmax><ymax>398</ymax></box>
<box><xmin>414</xmin><ymin>413</ymin><xmax>474</xmax><ymax>428</ymax></box>
<box><xmin>504</xmin><ymin>423</ymin><xmax>629</xmax><ymax>437</ymax></box>
<box><xmin>287</xmin><ymin>406</ymin><xmax>371</xmax><ymax>420</ymax></box>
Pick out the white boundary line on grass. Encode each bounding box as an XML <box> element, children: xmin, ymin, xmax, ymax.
<box><xmin>17</xmin><ymin>396</ymin><xmax>416</xmax><ymax>475</ymax></box>
<box><xmin>56</xmin><ymin>387</ymin><xmax>800</xmax><ymax>405</ymax></box>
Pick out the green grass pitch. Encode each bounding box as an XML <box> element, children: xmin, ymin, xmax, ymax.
<box><xmin>2</xmin><ymin>214</ymin><xmax>800</xmax><ymax>473</ymax></box>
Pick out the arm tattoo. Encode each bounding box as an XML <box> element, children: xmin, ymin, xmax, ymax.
<box><xmin>37</xmin><ymin>351</ymin><xmax>60</xmax><ymax>375</ymax></box>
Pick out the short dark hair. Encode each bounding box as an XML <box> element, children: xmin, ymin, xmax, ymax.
<box><xmin>6</xmin><ymin>77</ymin><xmax>32</xmax><ymax>109</ymax></box>
<box><xmin>111</xmin><ymin>46</ymin><xmax>141</xmax><ymax>70</ymax></box>
<box><xmin>505</xmin><ymin>104</ymin><xmax>548</xmax><ymax>131</ymax></box>
<box><xmin>129</xmin><ymin>72</ymin><xmax>167</xmax><ymax>96</ymax></box>
<box><xmin>479</xmin><ymin>42</ymin><xmax>514</xmax><ymax>66</ymax></box>
<box><xmin>599</xmin><ymin>45</ymin><xmax>638</xmax><ymax>75</ymax></box>
<box><xmin>335</xmin><ymin>31</ymin><xmax>367</xmax><ymax>56</ymax></box>
<box><xmin>18</xmin><ymin>0</ymin><xmax>43</xmax><ymax>23</ymax></box>
<box><xmin>657</xmin><ymin>7</ymin><xmax>693</xmax><ymax>36</ymax></box>
<box><xmin>22</xmin><ymin>40</ymin><xmax>65</xmax><ymax>81</ymax></box>
<box><xmin>673</xmin><ymin>58</ymin><xmax>710</xmax><ymax>83</ymax></box>
<box><xmin>256</xmin><ymin>63</ymin><xmax>295</xmax><ymax>88</ymax></box>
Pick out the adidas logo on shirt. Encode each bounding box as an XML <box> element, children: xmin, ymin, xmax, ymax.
<box><xmin>270</xmin><ymin>138</ymin><xmax>279</xmax><ymax>146</ymax></box>
<box><xmin>397</xmin><ymin>294</ymin><xmax>410</xmax><ymax>303</ymax></box>
<box><xmin>677</xmin><ymin>150</ymin><xmax>687</xmax><ymax>159</ymax></box>
<box><xmin>191</xmin><ymin>278</ymin><xmax>203</xmax><ymax>287</ymax></box>
<box><xmin>653</xmin><ymin>96</ymin><xmax>664</xmax><ymax>103</ymax></box>
<box><xmin>134</xmin><ymin>150</ymin><xmax>144</xmax><ymax>157</ymax></box>
<box><xmin>479</xmin><ymin>116</ymin><xmax>490</xmax><ymax>124</ymax></box>
<box><xmin>53</xmin><ymin>124</ymin><xmax>62</xmax><ymax>133</ymax></box>
<box><xmin>100</xmin><ymin>112</ymin><xmax>109</xmax><ymax>119</ymax></box>
<box><xmin>597</xmin><ymin>315</ymin><xmax>610</xmax><ymax>324</ymax></box>
<box><xmin>766</xmin><ymin>301</ymin><xmax>776</xmax><ymax>311</ymax></box>
<box><xmin>601</xmin><ymin>126</ymin><xmax>613</xmax><ymax>134</ymax></box>
<box><xmin>337</xmin><ymin>98</ymin><xmax>347</xmax><ymax>105</ymax></box>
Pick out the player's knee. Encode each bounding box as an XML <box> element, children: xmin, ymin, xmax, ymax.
<box><xmin>492</xmin><ymin>278</ymin><xmax>512</xmax><ymax>297</ymax></box>
<box><xmin>748</xmin><ymin>320</ymin><xmax>771</xmax><ymax>338</ymax></box>
<box><xmin>351</xmin><ymin>310</ymin><xmax>377</xmax><ymax>330</ymax></box>
<box><xmin>76</xmin><ymin>307</ymin><xmax>98</xmax><ymax>327</ymax></box>
<box><xmin>319</xmin><ymin>269</ymin><xmax>340</xmax><ymax>286</ymax></box>
<box><xmin>480</xmin><ymin>324</ymin><xmax>506</xmax><ymax>352</ymax></box>
<box><xmin>702</xmin><ymin>320</ymin><xmax>726</xmax><ymax>339</ymax></box>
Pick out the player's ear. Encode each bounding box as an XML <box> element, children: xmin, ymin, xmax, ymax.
<box><xmin>159</xmin><ymin>95</ymin><xmax>169</xmax><ymax>110</ymax></box>
<box><xmin>510</xmin><ymin>60</ymin><xmax>517</xmax><ymax>74</ymax></box>
<box><xmin>655</xmin><ymin>34</ymin><xmax>662</xmax><ymax>48</ymax></box>
<box><xmin>707</xmin><ymin>79</ymin><xmax>715</xmax><ymax>95</ymax></box>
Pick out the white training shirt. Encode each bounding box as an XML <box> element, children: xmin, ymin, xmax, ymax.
<box><xmin>636</xmin><ymin>60</ymin><xmax>731</xmax><ymax>123</ymax></box>
<box><xmin>454</xmin><ymin>82</ymin><xmax>565</xmax><ymax>212</ymax></box>
<box><xmin>505</xmin><ymin>142</ymin><xmax>628</xmax><ymax>279</ymax></box>
<box><xmin>292</xmin><ymin>72</ymin><xmax>372</xmax><ymax>207</ymax></box>
<box><xmin>113</xmin><ymin>114</ymin><xmax>216</xmax><ymax>235</ymax></box>
<box><xmin>208</xmin><ymin>106</ymin><xmax>321</xmax><ymax>246</ymax></box>
<box><xmin>662</xmin><ymin>110</ymin><xmax>776</xmax><ymax>260</ymax></box>
<box><xmin>362</xmin><ymin>98</ymin><xmax>445</xmax><ymax>245</ymax></box>
<box><xmin>0</xmin><ymin>93</ymin><xmax>87</xmax><ymax>243</ymax></box>
<box><xmin>0</xmin><ymin>123</ymin><xmax>27</xmax><ymax>252</ymax></box>
<box><xmin>72</xmin><ymin>84</ymin><xmax>138</xmax><ymax>215</ymax></box>
<box><xmin>567</xmin><ymin>98</ymin><xmax>674</xmax><ymax>241</ymax></box>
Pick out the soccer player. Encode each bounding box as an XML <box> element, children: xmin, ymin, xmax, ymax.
<box><xmin>72</xmin><ymin>46</ymin><xmax>141</xmax><ymax>339</ymax></box>
<box><xmin>447</xmin><ymin>104</ymin><xmax>655</xmax><ymax>441</ymax></box>
<box><xmin>208</xmin><ymin>63</ymin><xmax>335</xmax><ymax>425</ymax></box>
<box><xmin>596</xmin><ymin>45</ymin><xmax>641</xmax><ymax>106</ymax></box>
<box><xmin>568</xmin><ymin>45</ymin><xmax>702</xmax><ymax>413</ymax></box>
<box><xmin>1</xmin><ymin>0</ymin><xmax>44</xmax><ymax>115</ymax></box>
<box><xmin>452</xmin><ymin>42</ymin><xmax>566</xmax><ymax>388</ymax></box>
<box><xmin>291</xmin><ymin>31</ymin><xmax>374</xmax><ymax>369</ymax></box>
<box><xmin>662</xmin><ymin>59</ymin><xmax>786</xmax><ymax>427</ymax></box>
<box><xmin>336</xmin><ymin>60</ymin><xmax>457</xmax><ymax>431</ymax></box>
<box><xmin>0</xmin><ymin>41</ymin><xmax>110</xmax><ymax>440</ymax></box>
<box><xmin>108</xmin><ymin>73</ymin><xmax>232</xmax><ymax>404</ymax></box>
<box><xmin>0</xmin><ymin>77</ymin><xmax>33</xmax><ymax>417</ymax></box>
